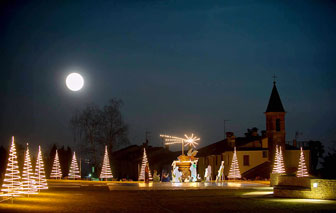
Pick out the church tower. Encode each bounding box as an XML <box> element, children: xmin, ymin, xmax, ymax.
<box><xmin>265</xmin><ymin>81</ymin><xmax>286</xmax><ymax>161</ymax></box>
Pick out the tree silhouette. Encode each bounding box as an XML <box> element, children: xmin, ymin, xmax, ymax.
<box><xmin>46</xmin><ymin>144</ymin><xmax>57</xmax><ymax>178</ymax></box>
<box><xmin>0</xmin><ymin>146</ymin><xmax>7</xmax><ymax>185</ymax></box>
<box><xmin>58</xmin><ymin>146</ymin><xmax>72</xmax><ymax>177</ymax></box>
<box><xmin>320</xmin><ymin>147</ymin><xmax>336</xmax><ymax>179</ymax></box>
<box><xmin>308</xmin><ymin>140</ymin><xmax>324</xmax><ymax>175</ymax></box>
<box><xmin>70</xmin><ymin>98</ymin><xmax>129</xmax><ymax>168</ymax></box>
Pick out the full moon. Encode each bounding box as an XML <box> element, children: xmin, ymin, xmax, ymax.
<box><xmin>66</xmin><ymin>73</ymin><xmax>84</xmax><ymax>91</ymax></box>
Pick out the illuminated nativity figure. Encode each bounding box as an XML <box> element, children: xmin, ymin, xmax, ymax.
<box><xmin>190</xmin><ymin>162</ymin><xmax>197</xmax><ymax>182</ymax></box>
<box><xmin>204</xmin><ymin>165</ymin><xmax>212</xmax><ymax>182</ymax></box>
<box><xmin>153</xmin><ymin>170</ymin><xmax>160</xmax><ymax>182</ymax></box>
<box><xmin>172</xmin><ymin>165</ymin><xmax>183</xmax><ymax>183</ymax></box>
<box><xmin>145</xmin><ymin>163</ymin><xmax>150</xmax><ymax>183</ymax></box>
<box><xmin>216</xmin><ymin>161</ymin><xmax>225</xmax><ymax>182</ymax></box>
<box><xmin>161</xmin><ymin>171</ymin><xmax>170</xmax><ymax>182</ymax></box>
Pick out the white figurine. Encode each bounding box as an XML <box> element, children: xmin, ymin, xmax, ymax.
<box><xmin>172</xmin><ymin>166</ymin><xmax>182</xmax><ymax>183</ymax></box>
<box><xmin>205</xmin><ymin>165</ymin><xmax>212</xmax><ymax>182</ymax></box>
<box><xmin>190</xmin><ymin>162</ymin><xmax>197</xmax><ymax>182</ymax></box>
<box><xmin>216</xmin><ymin>161</ymin><xmax>225</xmax><ymax>182</ymax></box>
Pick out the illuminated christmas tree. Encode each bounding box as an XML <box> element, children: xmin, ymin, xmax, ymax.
<box><xmin>50</xmin><ymin>149</ymin><xmax>62</xmax><ymax>179</ymax></box>
<box><xmin>35</xmin><ymin>146</ymin><xmax>48</xmax><ymax>191</ymax></box>
<box><xmin>100</xmin><ymin>146</ymin><xmax>113</xmax><ymax>180</ymax></box>
<box><xmin>278</xmin><ymin>146</ymin><xmax>286</xmax><ymax>173</ymax></box>
<box><xmin>272</xmin><ymin>145</ymin><xmax>286</xmax><ymax>174</ymax></box>
<box><xmin>228</xmin><ymin>147</ymin><xmax>241</xmax><ymax>179</ymax></box>
<box><xmin>68</xmin><ymin>152</ymin><xmax>81</xmax><ymax>179</ymax></box>
<box><xmin>272</xmin><ymin>145</ymin><xmax>280</xmax><ymax>174</ymax></box>
<box><xmin>296</xmin><ymin>147</ymin><xmax>309</xmax><ymax>177</ymax></box>
<box><xmin>138</xmin><ymin>148</ymin><xmax>152</xmax><ymax>181</ymax></box>
<box><xmin>1</xmin><ymin>136</ymin><xmax>22</xmax><ymax>196</ymax></box>
<box><xmin>22</xmin><ymin>143</ymin><xmax>37</xmax><ymax>195</ymax></box>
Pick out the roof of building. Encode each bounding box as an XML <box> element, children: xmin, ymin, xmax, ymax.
<box><xmin>197</xmin><ymin>139</ymin><xmax>229</xmax><ymax>156</ymax></box>
<box><xmin>266</xmin><ymin>82</ymin><xmax>285</xmax><ymax>112</ymax></box>
<box><xmin>197</xmin><ymin>136</ymin><xmax>265</xmax><ymax>157</ymax></box>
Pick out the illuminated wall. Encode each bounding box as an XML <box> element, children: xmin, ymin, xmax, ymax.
<box><xmin>284</xmin><ymin>150</ymin><xmax>310</xmax><ymax>173</ymax></box>
<box><xmin>274</xmin><ymin>176</ymin><xmax>336</xmax><ymax>200</ymax></box>
<box><xmin>198</xmin><ymin>150</ymin><xmax>269</xmax><ymax>179</ymax></box>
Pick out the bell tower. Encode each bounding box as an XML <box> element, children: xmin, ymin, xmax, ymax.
<box><xmin>265</xmin><ymin>80</ymin><xmax>286</xmax><ymax>161</ymax></box>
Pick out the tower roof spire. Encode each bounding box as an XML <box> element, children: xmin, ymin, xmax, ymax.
<box><xmin>272</xmin><ymin>74</ymin><xmax>277</xmax><ymax>85</ymax></box>
<box><xmin>266</xmin><ymin>80</ymin><xmax>285</xmax><ymax>112</ymax></box>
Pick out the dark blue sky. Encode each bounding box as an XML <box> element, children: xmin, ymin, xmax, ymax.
<box><xmin>0</xmin><ymin>0</ymin><xmax>335</xmax><ymax>151</ymax></box>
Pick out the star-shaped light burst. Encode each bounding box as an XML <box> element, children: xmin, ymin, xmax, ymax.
<box><xmin>160</xmin><ymin>133</ymin><xmax>200</xmax><ymax>155</ymax></box>
<box><xmin>184</xmin><ymin>134</ymin><xmax>200</xmax><ymax>148</ymax></box>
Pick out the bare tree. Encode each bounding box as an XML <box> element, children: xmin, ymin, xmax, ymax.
<box><xmin>70</xmin><ymin>98</ymin><xmax>129</xmax><ymax>168</ymax></box>
<box><xmin>99</xmin><ymin>99</ymin><xmax>129</xmax><ymax>151</ymax></box>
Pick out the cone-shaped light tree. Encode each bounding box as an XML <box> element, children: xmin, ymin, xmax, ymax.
<box><xmin>272</xmin><ymin>145</ymin><xmax>286</xmax><ymax>174</ymax></box>
<box><xmin>50</xmin><ymin>150</ymin><xmax>62</xmax><ymax>179</ymax></box>
<box><xmin>22</xmin><ymin>143</ymin><xmax>37</xmax><ymax>195</ymax></box>
<box><xmin>138</xmin><ymin>148</ymin><xmax>152</xmax><ymax>181</ymax></box>
<box><xmin>100</xmin><ymin>146</ymin><xmax>113</xmax><ymax>180</ymax></box>
<box><xmin>278</xmin><ymin>146</ymin><xmax>286</xmax><ymax>173</ymax></box>
<box><xmin>1</xmin><ymin>136</ymin><xmax>22</xmax><ymax>196</ymax></box>
<box><xmin>35</xmin><ymin>146</ymin><xmax>48</xmax><ymax>190</ymax></box>
<box><xmin>68</xmin><ymin>152</ymin><xmax>81</xmax><ymax>179</ymax></box>
<box><xmin>228</xmin><ymin>147</ymin><xmax>241</xmax><ymax>179</ymax></box>
<box><xmin>272</xmin><ymin>145</ymin><xmax>280</xmax><ymax>174</ymax></box>
<box><xmin>296</xmin><ymin>147</ymin><xmax>309</xmax><ymax>177</ymax></box>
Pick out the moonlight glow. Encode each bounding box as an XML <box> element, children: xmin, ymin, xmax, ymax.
<box><xmin>66</xmin><ymin>73</ymin><xmax>84</xmax><ymax>91</ymax></box>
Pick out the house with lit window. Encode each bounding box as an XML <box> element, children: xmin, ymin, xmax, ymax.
<box><xmin>196</xmin><ymin>81</ymin><xmax>310</xmax><ymax>180</ymax></box>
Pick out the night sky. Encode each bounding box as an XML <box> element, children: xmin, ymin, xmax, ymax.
<box><xmin>0</xmin><ymin>0</ymin><xmax>335</xmax><ymax>151</ymax></box>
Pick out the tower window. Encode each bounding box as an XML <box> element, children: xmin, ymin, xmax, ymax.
<box><xmin>243</xmin><ymin>155</ymin><xmax>250</xmax><ymax>166</ymax></box>
<box><xmin>262</xmin><ymin>151</ymin><xmax>268</xmax><ymax>158</ymax></box>
<box><xmin>276</xmin><ymin>119</ymin><xmax>281</xmax><ymax>131</ymax></box>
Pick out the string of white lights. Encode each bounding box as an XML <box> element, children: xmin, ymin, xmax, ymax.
<box><xmin>160</xmin><ymin>134</ymin><xmax>200</xmax><ymax>147</ymax></box>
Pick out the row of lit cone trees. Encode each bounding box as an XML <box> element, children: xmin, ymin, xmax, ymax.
<box><xmin>0</xmin><ymin>137</ymin><xmax>115</xmax><ymax>197</ymax></box>
<box><xmin>225</xmin><ymin>145</ymin><xmax>309</xmax><ymax>180</ymax></box>
<box><xmin>49</xmin><ymin>145</ymin><xmax>114</xmax><ymax>180</ymax></box>
<box><xmin>1</xmin><ymin>137</ymin><xmax>48</xmax><ymax>197</ymax></box>
<box><xmin>271</xmin><ymin>145</ymin><xmax>309</xmax><ymax>177</ymax></box>
<box><xmin>126</xmin><ymin>145</ymin><xmax>309</xmax><ymax>181</ymax></box>
<box><xmin>49</xmin><ymin>149</ymin><xmax>81</xmax><ymax>179</ymax></box>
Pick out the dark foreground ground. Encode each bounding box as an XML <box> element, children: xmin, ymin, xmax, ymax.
<box><xmin>1</xmin><ymin>184</ymin><xmax>336</xmax><ymax>212</ymax></box>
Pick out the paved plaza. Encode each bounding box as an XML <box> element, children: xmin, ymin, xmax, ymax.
<box><xmin>106</xmin><ymin>181</ymin><xmax>266</xmax><ymax>190</ymax></box>
<box><xmin>0</xmin><ymin>180</ymin><xmax>336</xmax><ymax>212</ymax></box>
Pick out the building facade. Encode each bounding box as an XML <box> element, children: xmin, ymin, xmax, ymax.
<box><xmin>197</xmin><ymin>81</ymin><xmax>310</xmax><ymax>180</ymax></box>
